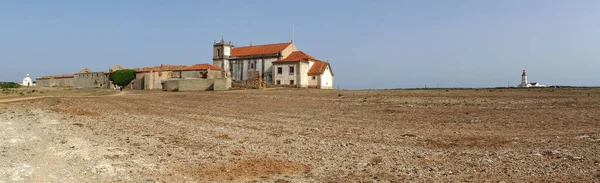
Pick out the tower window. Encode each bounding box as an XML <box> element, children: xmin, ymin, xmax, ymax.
<box><xmin>312</xmin><ymin>76</ymin><xmax>316</xmax><ymax>80</ymax></box>
<box><xmin>217</xmin><ymin>49</ymin><xmax>221</xmax><ymax>57</ymax></box>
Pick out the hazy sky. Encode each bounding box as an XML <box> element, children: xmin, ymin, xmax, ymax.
<box><xmin>1</xmin><ymin>0</ymin><xmax>598</xmax><ymax>89</ymax></box>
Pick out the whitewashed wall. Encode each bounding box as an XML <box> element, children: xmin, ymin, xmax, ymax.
<box><xmin>320</xmin><ymin>66</ymin><xmax>334</xmax><ymax>89</ymax></box>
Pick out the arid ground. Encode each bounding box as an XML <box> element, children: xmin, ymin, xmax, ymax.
<box><xmin>0</xmin><ymin>87</ymin><xmax>599</xmax><ymax>182</ymax></box>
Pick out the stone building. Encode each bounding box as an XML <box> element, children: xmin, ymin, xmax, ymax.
<box><xmin>133</xmin><ymin>64</ymin><xmax>189</xmax><ymax>90</ymax></box>
<box><xmin>163</xmin><ymin>64</ymin><xmax>230</xmax><ymax>91</ymax></box>
<box><xmin>212</xmin><ymin>36</ymin><xmax>334</xmax><ymax>89</ymax></box>
<box><xmin>133</xmin><ymin>64</ymin><xmax>230</xmax><ymax>91</ymax></box>
<box><xmin>37</xmin><ymin>64</ymin><xmax>123</xmax><ymax>88</ymax></box>
<box><xmin>73</xmin><ymin>68</ymin><xmax>112</xmax><ymax>88</ymax></box>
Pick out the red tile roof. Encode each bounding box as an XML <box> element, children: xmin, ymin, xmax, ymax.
<box><xmin>231</xmin><ymin>43</ymin><xmax>292</xmax><ymax>57</ymax></box>
<box><xmin>183</xmin><ymin>64</ymin><xmax>223</xmax><ymax>71</ymax></box>
<box><xmin>273</xmin><ymin>51</ymin><xmax>319</xmax><ymax>63</ymax></box>
<box><xmin>135</xmin><ymin>64</ymin><xmax>189</xmax><ymax>72</ymax></box>
<box><xmin>308</xmin><ymin>61</ymin><xmax>333</xmax><ymax>75</ymax></box>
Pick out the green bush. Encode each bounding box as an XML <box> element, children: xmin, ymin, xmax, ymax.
<box><xmin>109</xmin><ymin>69</ymin><xmax>137</xmax><ymax>87</ymax></box>
<box><xmin>0</xmin><ymin>82</ymin><xmax>21</xmax><ymax>88</ymax></box>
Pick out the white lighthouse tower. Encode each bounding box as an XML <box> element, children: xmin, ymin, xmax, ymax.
<box><xmin>521</xmin><ymin>70</ymin><xmax>527</xmax><ymax>86</ymax></box>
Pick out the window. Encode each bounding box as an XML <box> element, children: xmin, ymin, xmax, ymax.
<box><xmin>250</xmin><ymin>63</ymin><xmax>254</xmax><ymax>69</ymax></box>
<box><xmin>277</xmin><ymin>67</ymin><xmax>282</xmax><ymax>74</ymax></box>
<box><xmin>290</xmin><ymin>80</ymin><xmax>294</xmax><ymax>85</ymax></box>
<box><xmin>217</xmin><ymin>49</ymin><xmax>221</xmax><ymax>57</ymax></box>
<box><xmin>289</xmin><ymin>66</ymin><xmax>295</xmax><ymax>75</ymax></box>
<box><xmin>312</xmin><ymin>76</ymin><xmax>316</xmax><ymax>80</ymax></box>
<box><xmin>276</xmin><ymin>80</ymin><xmax>281</xmax><ymax>85</ymax></box>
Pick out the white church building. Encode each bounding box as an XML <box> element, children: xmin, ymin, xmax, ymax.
<box><xmin>212</xmin><ymin>36</ymin><xmax>334</xmax><ymax>89</ymax></box>
<box><xmin>22</xmin><ymin>74</ymin><xmax>33</xmax><ymax>87</ymax></box>
<box><xmin>518</xmin><ymin>70</ymin><xmax>546</xmax><ymax>87</ymax></box>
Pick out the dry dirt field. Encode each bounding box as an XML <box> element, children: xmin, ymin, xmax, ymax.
<box><xmin>0</xmin><ymin>87</ymin><xmax>599</xmax><ymax>182</ymax></box>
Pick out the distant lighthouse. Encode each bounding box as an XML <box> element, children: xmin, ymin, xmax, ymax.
<box><xmin>517</xmin><ymin>70</ymin><xmax>546</xmax><ymax>87</ymax></box>
<box><xmin>521</xmin><ymin>70</ymin><xmax>527</xmax><ymax>86</ymax></box>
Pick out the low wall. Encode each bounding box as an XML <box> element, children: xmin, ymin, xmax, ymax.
<box><xmin>179</xmin><ymin>79</ymin><xmax>213</xmax><ymax>91</ymax></box>
<box><xmin>214</xmin><ymin>78</ymin><xmax>232</xmax><ymax>91</ymax></box>
<box><xmin>163</xmin><ymin>78</ymin><xmax>214</xmax><ymax>91</ymax></box>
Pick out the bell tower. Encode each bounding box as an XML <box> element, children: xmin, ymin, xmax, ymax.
<box><xmin>213</xmin><ymin>35</ymin><xmax>233</xmax><ymax>71</ymax></box>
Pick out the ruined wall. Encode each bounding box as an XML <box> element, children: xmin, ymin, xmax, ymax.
<box><xmin>139</xmin><ymin>71</ymin><xmax>175</xmax><ymax>90</ymax></box>
<box><xmin>73</xmin><ymin>72</ymin><xmax>110</xmax><ymax>88</ymax></box>
<box><xmin>231</xmin><ymin>71</ymin><xmax>263</xmax><ymax>89</ymax></box>
<box><xmin>130</xmin><ymin>79</ymin><xmax>144</xmax><ymax>90</ymax></box>
<box><xmin>163</xmin><ymin>79</ymin><xmax>180</xmax><ymax>91</ymax></box>
<box><xmin>36</xmin><ymin>78</ymin><xmax>75</xmax><ymax>87</ymax></box>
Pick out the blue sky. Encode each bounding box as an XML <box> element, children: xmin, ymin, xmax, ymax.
<box><xmin>1</xmin><ymin>0</ymin><xmax>598</xmax><ymax>89</ymax></box>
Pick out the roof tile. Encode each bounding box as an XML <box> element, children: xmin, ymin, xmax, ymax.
<box><xmin>231</xmin><ymin>43</ymin><xmax>292</xmax><ymax>57</ymax></box>
<box><xmin>308</xmin><ymin>61</ymin><xmax>330</xmax><ymax>75</ymax></box>
<box><xmin>183</xmin><ymin>64</ymin><xmax>223</xmax><ymax>71</ymax></box>
<box><xmin>273</xmin><ymin>51</ymin><xmax>319</xmax><ymax>63</ymax></box>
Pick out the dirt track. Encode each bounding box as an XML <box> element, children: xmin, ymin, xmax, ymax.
<box><xmin>1</xmin><ymin>88</ymin><xmax>599</xmax><ymax>182</ymax></box>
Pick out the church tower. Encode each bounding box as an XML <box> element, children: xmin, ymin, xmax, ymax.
<box><xmin>213</xmin><ymin>35</ymin><xmax>234</xmax><ymax>72</ymax></box>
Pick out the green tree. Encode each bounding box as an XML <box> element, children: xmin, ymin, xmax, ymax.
<box><xmin>0</xmin><ymin>82</ymin><xmax>21</xmax><ymax>88</ymax></box>
<box><xmin>109</xmin><ymin>69</ymin><xmax>137</xmax><ymax>87</ymax></box>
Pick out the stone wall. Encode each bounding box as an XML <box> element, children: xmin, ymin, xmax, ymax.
<box><xmin>36</xmin><ymin>78</ymin><xmax>75</xmax><ymax>87</ymax></box>
<box><xmin>179</xmin><ymin>79</ymin><xmax>214</xmax><ymax>91</ymax></box>
<box><xmin>163</xmin><ymin>78</ymin><xmax>214</xmax><ymax>91</ymax></box>
<box><xmin>214</xmin><ymin>78</ymin><xmax>232</xmax><ymax>91</ymax></box>
<box><xmin>231</xmin><ymin>71</ymin><xmax>265</xmax><ymax>89</ymax></box>
<box><xmin>130</xmin><ymin>79</ymin><xmax>144</xmax><ymax>90</ymax></box>
<box><xmin>73</xmin><ymin>72</ymin><xmax>111</xmax><ymax>88</ymax></box>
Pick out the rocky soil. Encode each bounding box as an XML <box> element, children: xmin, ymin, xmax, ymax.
<box><xmin>0</xmin><ymin>88</ymin><xmax>599</xmax><ymax>182</ymax></box>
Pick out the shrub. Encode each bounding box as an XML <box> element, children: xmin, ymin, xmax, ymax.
<box><xmin>109</xmin><ymin>69</ymin><xmax>137</xmax><ymax>87</ymax></box>
<box><xmin>0</xmin><ymin>82</ymin><xmax>20</xmax><ymax>88</ymax></box>
<box><xmin>338</xmin><ymin>93</ymin><xmax>343</xmax><ymax>97</ymax></box>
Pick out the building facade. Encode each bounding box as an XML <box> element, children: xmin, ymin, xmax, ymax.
<box><xmin>272</xmin><ymin>51</ymin><xmax>334</xmax><ymax>89</ymax></box>
<box><xmin>132</xmin><ymin>64</ymin><xmax>229</xmax><ymax>91</ymax></box>
<box><xmin>212</xmin><ymin>36</ymin><xmax>334</xmax><ymax>89</ymax></box>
